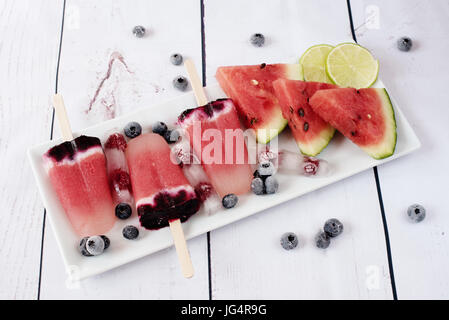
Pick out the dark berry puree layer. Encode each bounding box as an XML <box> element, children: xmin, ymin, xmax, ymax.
<box><xmin>46</xmin><ymin>135</ymin><xmax>102</xmax><ymax>162</ymax></box>
<box><xmin>137</xmin><ymin>189</ymin><xmax>200</xmax><ymax>230</ymax></box>
<box><xmin>178</xmin><ymin>98</ymin><xmax>231</xmax><ymax>124</ymax></box>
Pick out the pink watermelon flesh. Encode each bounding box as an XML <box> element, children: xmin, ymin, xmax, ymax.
<box><xmin>178</xmin><ymin>99</ymin><xmax>253</xmax><ymax>197</ymax></box>
<box><xmin>216</xmin><ymin>63</ymin><xmax>302</xmax><ymax>143</ymax></box>
<box><xmin>309</xmin><ymin>88</ymin><xmax>397</xmax><ymax>159</ymax></box>
<box><xmin>273</xmin><ymin>79</ymin><xmax>337</xmax><ymax>156</ymax></box>
<box><xmin>126</xmin><ymin>133</ymin><xmax>200</xmax><ymax>230</ymax></box>
<box><xmin>44</xmin><ymin>136</ymin><xmax>116</xmax><ymax>237</ymax></box>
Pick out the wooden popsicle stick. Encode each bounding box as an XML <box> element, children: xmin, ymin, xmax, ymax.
<box><xmin>184</xmin><ymin>59</ymin><xmax>208</xmax><ymax>106</ymax></box>
<box><xmin>169</xmin><ymin>219</ymin><xmax>194</xmax><ymax>278</ymax></box>
<box><xmin>164</xmin><ymin>58</ymin><xmax>211</xmax><ymax>279</ymax></box>
<box><xmin>52</xmin><ymin>94</ymin><xmax>74</xmax><ymax>141</ymax></box>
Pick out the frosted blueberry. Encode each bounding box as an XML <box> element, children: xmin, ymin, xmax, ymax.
<box><xmin>222</xmin><ymin>194</ymin><xmax>238</xmax><ymax>209</ymax></box>
<box><xmin>164</xmin><ymin>129</ymin><xmax>181</xmax><ymax>144</ymax></box>
<box><xmin>280</xmin><ymin>232</ymin><xmax>298</xmax><ymax>250</ymax></box>
<box><xmin>323</xmin><ymin>218</ymin><xmax>344</xmax><ymax>237</ymax></box>
<box><xmin>123</xmin><ymin>225</ymin><xmax>139</xmax><ymax>240</ymax></box>
<box><xmin>115</xmin><ymin>203</ymin><xmax>132</xmax><ymax>220</ymax></box>
<box><xmin>170</xmin><ymin>53</ymin><xmax>183</xmax><ymax>66</ymax></box>
<box><xmin>250</xmin><ymin>33</ymin><xmax>265</xmax><ymax>47</ymax></box>
<box><xmin>264</xmin><ymin>176</ymin><xmax>279</xmax><ymax>194</ymax></box>
<box><xmin>79</xmin><ymin>237</ymin><xmax>92</xmax><ymax>257</ymax></box>
<box><xmin>132</xmin><ymin>25</ymin><xmax>146</xmax><ymax>38</ymax></box>
<box><xmin>257</xmin><ymin>162</ymin><xmax>275</xmax><ymax>176</ymax></box>
<box><xmin>251</xmin><ymin>177</ymin><xmax>265</xmax><ymax>195</ymax></box>
<box><xmin>100</xmin><ymin>235</ymin><xmax>110</xmax><ymax>250</ymax></box>
<box><xmin>397</xmin><ymin>37</ymin><xmax>413</xmax><ymax>52</ymax></box>
<box><xmin>315</xmin><ymin>231</ymin><xmax>331</xmax><ymax>249</ymax></box>
<box><xmin>124</xmin><ymin>121</ymin><xmax>142</xmax><ymax>139</ymax></box>
<box><xmin>173</xmin><ymin>76</ymin><xmax>188</xmax><ymax>91</ymax></box>
<box><xmin>407</xmin><ymin>204</ymin><xmax>426</xmax><ymax>222</ymax></box>
<box><xmin>86</xmin><ymin>236</ymin><xmax>105</xmax><ymax>256</ymax></box>
<box><xmin>152</xmin><ymin>121</ymin><xmax>168</xmax><ymax>136</ymax></box>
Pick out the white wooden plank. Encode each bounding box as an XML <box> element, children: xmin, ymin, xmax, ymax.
<box><xmin>39</xmin><ymin>0</ymin><xmax>209</xmax><ymax>299</ymax></box>
<box><xmin>204</xmin><ymin>0</ymin><xmax>393</xmax><ymax>299</ymax></box>
<box><xmin>351</xmin><ymin>0</ymin><xmax>449</xmax><ymax>299</ymax></box>
<box><xmin>0</xmin><ymin>0</ymin><xmax>63</xmax><ymax>299</ymax></box>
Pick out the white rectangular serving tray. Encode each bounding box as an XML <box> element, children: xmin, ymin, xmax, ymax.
<box><xmin>28</xmin><ymin>82</ymin><xmax>420</xmax><ymax>281</ymax></box>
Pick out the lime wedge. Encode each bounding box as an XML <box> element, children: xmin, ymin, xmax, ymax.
<box><xmin>299</xmin><ymin>44</ymin><xmax>334</xmax><ymax>83</ymax></box>
<box><xmin>325</xmin><ymin>43</ymin><xmax>379</xmax><ymax>88</ymax></box>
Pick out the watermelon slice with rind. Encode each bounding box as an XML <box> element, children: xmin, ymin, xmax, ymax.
<box><xmin>216</xmin><ymin>63</ymin><xmax>303</xmax><ymax>144</ymax></box>
<box><xmin>273</xmin><ymin>79</ymin><xmax>337</xmax><ymax>156</ymax></box>
<box><xmin>309</xmin><ymin>88</ymin><xmax>397</xmax><ymax>159</ymax></box>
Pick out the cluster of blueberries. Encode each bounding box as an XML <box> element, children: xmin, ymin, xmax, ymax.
<box><xmin>280</xmin><ymin>218</ymin><xmax>344</xmax><ymax>251</ymax></box>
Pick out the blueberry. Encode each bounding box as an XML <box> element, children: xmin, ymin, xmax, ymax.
<box><xmin>250</xmin><ymin>33</ymin><xmax>265</xmax><ymax>47</ymax></box>
<box><xmin>251</xmin><ymin>177</ymin><xmax>265</xmax><ymax>195</ymax></box>
<box><xmin>86</xmin><ymin>236</ymin><xmax>105</xmax><ymax>256</ymax></box>
<box><xmin>170</xmin><ymin>53</ymin><xmax>183</xmax><ymax>66</ymax></box>
<box><xmin>264</xmin><ymin>176</ymin><xmax>279</xmax><ymax>194</ymax></box>
<box><xmin>79</xmin><ymin>237</ymin><xmax>92</xmax><ymax>257</ymax></box>
<box><xmin>397</xmin><ymin>37</ymin><xmax>413</xmax><ymax>52</ymax></box>
<box><xmin>132</xmin><ymin>25</ymin><xmax>146</xmax><ymax>38</ymax></box>
<box><xmin>315</xmin><ymin>231</ymin><xmax>331</xmax><ymax>249</ymax></box>
<box><xmin>152</xmin><ymin>121</ymin><xmax>168</xmax><ymax>136</ymax></box>
<box><xmin>280</xmin><ymin>232</ymin><xmax>298</xmax><ymax>250</ymax></box>
<box><xmin>123</xmin><ymin>225</ymin><xmax>139</xmax><ymax>240</ymax></box>
<box><xmin>323</xmin><ymin>218</ymin><xmax>344</xmax><ymax>238</ymax></box>
<box><xmin>100</xmin><ymin>235</ymin><xmax>110</xmax><ymax>250</ymax></box>
<box><xmin>407</xmin><ymin>204</ymin><xmax>426</xmax><ymax>223</ymax></box>
<box><xmin>124</xmin><ymin>121</ymin><xmax>142</xmax><ymax>139</ymax></box>
<box><xmin>115</xmin><ymin>203</ymin><xmax>132</xmax><ymax>219</ymax></box>
<box><xmin>222</xmin><ymin>194</ymin><xmax>238</xmax><ymax>209</ymax></box>
<box><xmin>173</xmin><ymin>76</ymin><xmax>188</xmax><ymax>91</ymax></box>
<box><xmin>258</xmin><ymin>162</ymin><xmax>275</xmax><ymax>176</ymax></box>
<box><xmin>164</xmin><ymin>129</ymin><xmax>181</xmax><ymax>144</ymax></box>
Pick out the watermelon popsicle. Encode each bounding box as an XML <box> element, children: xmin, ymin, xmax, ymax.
<box><xmin>44</xmin><ymin>95</ymin><xmax>115</xmax><ymax>237</ymax></box>
<box><xmin>126</xmin><ymin>132</ymin><xmax>199</xmax><ymax>278</ymax></box>
<box><xmin>125</xmin><ymin>133</ymin><xmax>200</xmax><ymax>229</ymax></box>
<box><xmin>181</xmin><ymin>59</ymin><xmax>253</xmax><ymax>198</ymax></box>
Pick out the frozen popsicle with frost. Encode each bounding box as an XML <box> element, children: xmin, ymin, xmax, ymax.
<box><xmin>44</xmin><ymin>95</ymin><xmax>115</xmax><ymax>237</ymax></box>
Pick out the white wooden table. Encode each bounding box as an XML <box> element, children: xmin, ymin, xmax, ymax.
<box><xmin>1</xmin><ymin>0</ymin><xmax>448</xmax><ymax>300</ymax></box>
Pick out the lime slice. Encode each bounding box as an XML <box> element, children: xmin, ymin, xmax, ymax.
<box><xmin>299</xmin><ymin>44</ymin><xmax>334</xmax><ymax>83</ymax></box>
<box><xmin>326</xmin><ymin>43</ymin><xmax>379</xmax><ymax>88</ymax></box>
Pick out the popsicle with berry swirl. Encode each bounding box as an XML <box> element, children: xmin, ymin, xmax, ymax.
<box><xmin>104</xmin><ymin>133</ymin><xmax>134</xmax><ymax>219</ymax></box>
<box><xmin>171</xmin><ymin>138</ymin><xmax>221</xmax><ymax>215</ymax></box>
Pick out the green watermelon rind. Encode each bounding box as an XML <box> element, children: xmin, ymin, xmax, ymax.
<box><xmin>256</xmin><ymin>110</ymin><xmax>289</xmax><ymax>144</ymax></box>
<box><xmin>360</xmin><ymin>88</ymin><xmax>397</xmax><ymax>159</ymax></box>
<box><xmin>298</xmin><ymin>126</ymin><xmax>336</xmax><ymax>157</ymax></box>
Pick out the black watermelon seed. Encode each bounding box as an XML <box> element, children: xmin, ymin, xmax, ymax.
<box><xmin>298</xmin><ymin>108</ymin><xmax>305</xmax><ymax>117</ymax></box>
<box><xmin>304</xmin><ymin>122</ymin><xmax>309</xmax><ymax>132</ymax></box>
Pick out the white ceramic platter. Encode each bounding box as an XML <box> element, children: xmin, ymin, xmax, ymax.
<box><xmin>28</xmin><ymin>83</ymin><xmax>420</xmax><ymax>281</ymax></box>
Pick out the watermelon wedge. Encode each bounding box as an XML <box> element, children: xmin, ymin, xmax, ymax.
<box><xmin>309</xmin><ymin>88</ymin><xmax>397</xmax><ymax>159</ymax></box>
<box><xmin>216</xmin><ymin>63</ymin><xmax>303</xmax><ymax>143</ymax></box>
<box><xmin>273</xmin><ymin>79</ymin><xmax>337</xmax><ymax>156</ymax></box>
